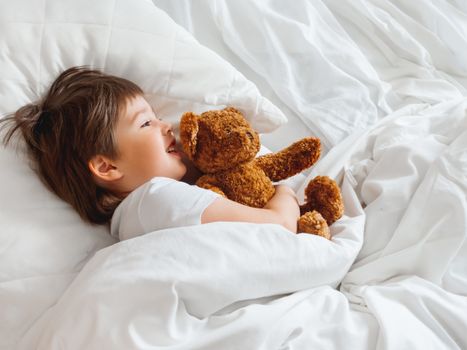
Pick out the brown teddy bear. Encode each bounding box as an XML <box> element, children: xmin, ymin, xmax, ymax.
<box><xmin>179</xmin><ymin>107</ymin><xmax>344</xmax><ymax>239</ymax></box>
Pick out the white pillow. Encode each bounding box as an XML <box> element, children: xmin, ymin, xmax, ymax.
<box><xmin>0</xmin><ymin>0</ymin><xmax>286</xmax><ymax>133</ymax></box>
<box><xmin>0</xmin><ymin>0</ymin><xmax>286</xmax><ymax>347</ymax></box>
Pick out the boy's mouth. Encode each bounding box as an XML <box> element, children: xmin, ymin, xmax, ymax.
<box><xmin>166</xmin><ymin>139</ymin><xmax>178</xmax><ymax>154</ymax></box>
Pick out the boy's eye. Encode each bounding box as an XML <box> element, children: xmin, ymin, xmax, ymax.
<box><xmin>141</xmin><ymin>120</ymin><xmax>151</xmax><ymax>128</ymax></box>
<box><xmin>140</xmin><ymin>117</ymin><xmax>163</xmax><ymax>128</ymax></box>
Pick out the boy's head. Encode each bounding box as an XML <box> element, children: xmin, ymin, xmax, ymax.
<box><xmin>1</xmin><ymin>66</ymin><xmax>186</xmax><ymax>224</ymax></box>
<box><xmin>89</xmin><ymin>93</ymin><xmax>186</xmax><ymax>195</ymax></box>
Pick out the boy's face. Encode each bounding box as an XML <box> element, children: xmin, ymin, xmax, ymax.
<box><xmin>112</xmin><ymin>95</ymin><xmax>187</xmax><ymax>192</ymax></box>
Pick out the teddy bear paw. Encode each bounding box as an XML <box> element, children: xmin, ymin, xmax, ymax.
<box><xmin>297</xmin><ymin>210</ymin><xmax>331</xmax><ymax>240</ymax></box>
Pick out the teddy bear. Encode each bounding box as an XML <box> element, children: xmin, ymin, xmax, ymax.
<box><xmin>179</xmin><ymin>107</ymin><xmax>344</xmax><ymax>239</ymax></box>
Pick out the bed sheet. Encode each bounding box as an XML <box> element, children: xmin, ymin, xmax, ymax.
<box><xmin>151</xmin><ymin>0</ymin><xmax>318</xmax><ymax>154</ymax></box>
<box><xmin>154</xmin><ymin>0</ymin><xmax>467</xmax><ymax>154</ymax></box>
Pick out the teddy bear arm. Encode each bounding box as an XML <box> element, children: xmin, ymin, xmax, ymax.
<box><xmin>254</xmin><ymin>137</ymin><xmax>321</xmax><ymax>182</ymax></box>
<box><xmin>196</xmin><ymin>174</ymin><xmax>226</xmax><ymax>197</ymax></box>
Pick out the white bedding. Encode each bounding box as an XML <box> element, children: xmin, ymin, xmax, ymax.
<box><xmin>154</xmin><ymin>0</ymin><xmax>467</xmax><ymax>152</ymax></box>
<box><xmin>2</xmin><ymin>0</ymin><xmax>467</xmax><ymax>349</ymax></box>
<box><xmin>18</xmin><ymin>99</ymin><xmax>467</xmax><ymax>349</ymax></box>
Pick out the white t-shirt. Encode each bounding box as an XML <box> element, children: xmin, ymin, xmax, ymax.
<box><xmin>110</xmin><ymin>177</ymin><xmax>220</xmax><ymax>241</ymax></box>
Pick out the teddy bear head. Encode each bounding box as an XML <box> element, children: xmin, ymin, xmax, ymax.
<box><xmin>179</xmin><ymin>107</ymin><xmax>260</xmax><ymax>173</ymax></box>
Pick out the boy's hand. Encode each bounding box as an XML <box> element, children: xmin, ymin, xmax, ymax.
<box><xmin>264</xmin><ymin>185</ymin><xmax>300</xmax><ymax>233</ymax></box>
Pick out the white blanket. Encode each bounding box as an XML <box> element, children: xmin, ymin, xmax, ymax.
<box><xmin>320</xmin><ymin>99</ymin><xmax>467</xmax><ymax>349</ymax></box>
<box><xmin>19</xmin><ymin>99</ymin><xmax>467</xmax><ymax>349</ymax></box>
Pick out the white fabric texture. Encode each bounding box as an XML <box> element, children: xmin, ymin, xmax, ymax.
<box><xmin>210</xmin><ymin>0</ymin><xmax>467</xmax><ymax>148</ymax></box>
<box><xmin>0</xmin><ymin>0</ymin><xmax>286</xmax><ymax>348</ymax></box>
<box><xmin>0</xmin><ymin>0</ymin><xmax>286</xmax><ymax>133</ymax></box>
<box><xmin>18</xmin><ymin>177</ymin><xmax>366</xmax><ymax>349</ymax></box>
<box><xmin>19</xmin><ymin>98</ymin><xmax>467</xmax><ymax>350</ymax></box>
<box><xmin>3</xmin><ymin>0</ymin><xmax>467</xmax><ymax>349</ymax></box>
<box><xmin>110</xmin><ymin>177</ymin><xmax>220</xmax><ymax>241</ymax></box>
<box><xmin>155</xmin><ymin>0</ymin><xmax>467</xmax><ymax>151</ymax></box>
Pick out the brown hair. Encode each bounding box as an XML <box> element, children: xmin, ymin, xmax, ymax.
<box><xmin>0</xmin><ymin>66</ymin><xmax>143</xmax><ymax>224</ymax></box>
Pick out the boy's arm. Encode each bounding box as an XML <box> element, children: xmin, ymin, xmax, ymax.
<box><xmin>201</xmin><ymin>185</ymin><xmax>300</xmax><ymax>233</ymax></box>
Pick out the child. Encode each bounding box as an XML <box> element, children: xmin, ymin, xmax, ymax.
<box><xmin>0</xmin><ymin>66</ymin><xmax>299</xmax><ymax>240</ymax></box>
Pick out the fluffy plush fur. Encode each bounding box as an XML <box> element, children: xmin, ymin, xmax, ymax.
<box><xmin>179</xmin><ymin>107</ymin><xmax>344</xmax><ymax>238</ymax></box>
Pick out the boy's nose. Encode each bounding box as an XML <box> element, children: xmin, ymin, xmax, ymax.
<box><xmin>163</xmin><ymin>122</ymin><xmax>173</xmax><ymax>135</ymax></box>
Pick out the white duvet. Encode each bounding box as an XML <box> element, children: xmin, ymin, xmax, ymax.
<box><xmin>18</xmin><ymin>99</ymin><xmax>467</xmax><ymax>349</ymax></box>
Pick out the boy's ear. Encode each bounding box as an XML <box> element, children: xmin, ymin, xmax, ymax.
<box><xmin>88</xmin><ymin>155</ymin><xmax>123</xmax><ymax>182</ymax></box>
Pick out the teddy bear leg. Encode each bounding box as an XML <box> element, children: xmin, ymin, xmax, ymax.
<box><xmin>300</xmin><ymin>176</ymin><xmax>344</xmax><ymax>225</ymax></box>
<box><xmin>297</xmin><ymin>211</ymin><xmax>330</xmax><ymax>239</ymax></box>
<box><xmin>196</xmin><ymin>174</ymin><xmax>226</xmax><ymax>197</ymax></box>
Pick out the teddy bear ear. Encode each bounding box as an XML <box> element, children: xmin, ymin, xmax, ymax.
<box><xmin>180</xmin><ymin>112</ymin><xmax>199</xmax><ymax>159</ymax></box>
